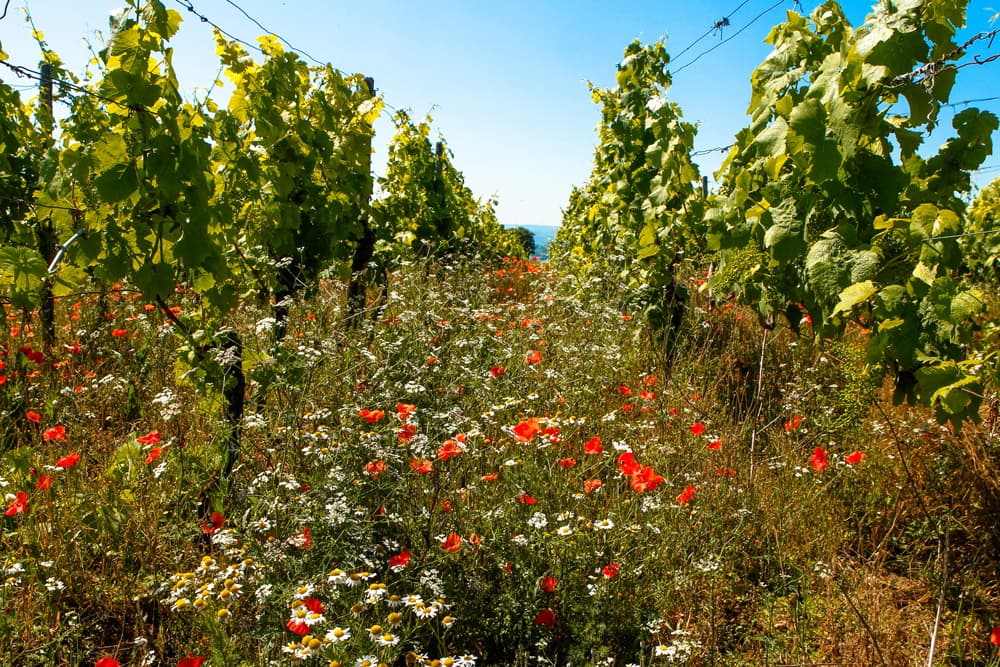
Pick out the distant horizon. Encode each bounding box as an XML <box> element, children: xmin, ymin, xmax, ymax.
<box><xmin>503</xmin><ymin>223</ymin><xmax>560</xmax><ymax>230</ymax></box>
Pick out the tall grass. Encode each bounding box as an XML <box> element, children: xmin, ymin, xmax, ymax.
<box><xmin>1</xmin><ymin>257</ymin><xmax>998</xmax><ymax>666</ymax></box>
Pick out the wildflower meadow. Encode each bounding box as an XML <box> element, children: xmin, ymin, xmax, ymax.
<box><xmin>2</xmin><ymin>255</ymin><xmax>998</xmax><ymax>665</ymax></box>
<box><xmin>2</xmin><ymin>0</ymin><xmax>1000</xmax><ymax>665</ymax></box>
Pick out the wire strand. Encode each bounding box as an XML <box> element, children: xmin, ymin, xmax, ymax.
<box><xmin>672</xmin><ymin>0</ymin><xmax>755</xmax><ymax>62</ymax></box>
<box><xmin>673</xmin><ymin>0</ymin><xmax>789</xmax><ymax>75</ymax></box>
<box><xmin>171</xmin><ymin>0</ymin><xmax>265</xmax><ymax>57</ymax></box>
<box><xmin>170</xmin><ymin>0</ymin><xmax>399</xmax><ymax>114</ymax></box>
<box><xmin>222</xmin><ymin>0</ymin><xmax>332</xmax><ymax>70</ymax></box>
<box><xmin>945</xmin><ymin>95</ymin><xmax>1000</xmax><ymax>108</ymax></box>
<box><xmin>0</xmin><ymin>58</ymin><xmax>154</xmax><ymax>115</ymax></box>
<box><xmin>691</xmin><ymin>144</ymin><xmax>733</xmax><ymax>157</ymax></box>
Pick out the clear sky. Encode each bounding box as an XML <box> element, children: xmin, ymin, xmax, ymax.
<box><xmin>2</xmin><ymin>0</ymin><xmax>998</xmax><ymax>228</ymax></box>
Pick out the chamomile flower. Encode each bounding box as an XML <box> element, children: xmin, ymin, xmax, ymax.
<box><xmin>401</xmin><ymin>593</ymin><xmax>424</xmax><ymax>607</ymax></box>
<box><xmin>292</xmin><ymin>584</ymin><xmax>314</xmax><ymax>599</ymax></box>
<box><xmin>412</xmin><ymin>601</ymin><xmax>437</xmax><ymax>619</ymax></box>
<box><xmin>325</xmin><ymin>626</ymin><xmax>351</xmax><ymax>642</ymax></box>
<box><xmin>376</xmin><ymin>631</ymin><xmax>400</xmax><ymax>646</ymax></box>
<box><xmin>556</xmin><ymin>525</ymin><xmax>573</xmax><ymax>536</ymax></box>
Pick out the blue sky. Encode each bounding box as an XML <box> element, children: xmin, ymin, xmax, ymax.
<box><xmin>2</xmin><ymin>0</ymin><xmax>998</xmax><ymax>228</ymax></box>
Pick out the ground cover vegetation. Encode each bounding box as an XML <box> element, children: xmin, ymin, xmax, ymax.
<box><xmin>1</xmin><ymin>0</ymin><xmax>999</xmax><ymax>665</ymax></box>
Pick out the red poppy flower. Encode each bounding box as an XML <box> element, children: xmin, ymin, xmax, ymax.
<box><xmin>621</xmin><ymin>403</ymin><xmax>633</xmax><ymax>412</ymax></box>
<box><xmin>534</xmin><ymin>608</ymin><xmax>556</xmax><ymax>627</ymax></box>
<box><xmin>56</xmin><ymin>452</ymin><xmax>80</xmax><ymax>469</ymax></box>
<box><xmin>584</xmin><ymin>478</ymin><xmax>602</xmax><ymax>494</ymax></box>
<box><xmin>442</xmin><ymin>532</ymin><xmax>462</xmax><ymax>553</ymax></box>
<box><xmin>23</xmin><ymin>347</ymin><xmax>44</xmax><ymax>364</ymax></box>
<box><xmin>427</xmin><ymin>357</ymin><xmax>437</xmax><ymax>365</ymax></box>
<box><xmin>481</xmin><ymin>472</ymin><xmax>499</xmax><ymax>482</ymax></box>
<box><xmin>396</xmin><ymin>402</ymin><xmax>416</xmax><ymax>421</ymax></box>
<box><xmin>137</xmin><ymin>431</ymin><xmax>161</xmax><ymax>446</ymax></box>
<box><xmin>643</xmin><ymin>375</ymin><xmax>658</xmax><ymax>387</ymax></box>
<box><xmin>36</xmin><ymin>475</ymin><xmax>53</xmax><ymax>490</ymax></box>
<box><xmin>557</xmin><ymin>458</ymin><xmax>576</xmax><ymax>468</ymax></box>
<box><xmin>111</xmin><ymin>328</ymin><xmax>127</xmax><ymax>337</ymax></box>
<box><xmin>784</xmin><ymin>415</ymin><xmax>803</xmax><ymax>432</ymax></box>
<box><xmin>96</xmin><ymin>658</ymin><xmax>120</xmax><ymax>667</ymax></box>
<box><xmin>302</xmin><ymin>597</ymin><xmax>323</xmax><ymax>613</ymax></box>
<box><xmin>5</xmin><ymin>491</ymin><xmax>28</xmax><ymax>516</ymax></box>
<box><xmin>616</xmin><ymin>452</ymin><xmax>641</xmax><ymax>477</ymax></box>
<box><xmin>539</xmin><ymin>575</ymin><xmax>557</xmax><ymax>593</ymax></box>
<box><xmin>630</xmin><ymin>466</ymin><xmax>665</xmax><ymax>493</ymax></box>
<box><xmin>43</xmin><ymin>425</ymin><xmax>67</xmax><ymax>441</ymax></box>
<box><xmin>389</xmin><ymin>551</ymin><xmax>412</xmax><ymax>569</ymax></box>
<box><xmin>177</xmin><ymin>655</ymin><xmax>205</xmax><ymax>667</ymax></box>
<box><xmin>365</xmin><ymin>459</ymin><xmax>387</xmax><ymax>477</ymax></box>
<box><xmin>524</xmin><ymin>350</ymin><xmax>542</xmax><ymax>364</ymax></box>
<box><xmin>584</xmin><ymin>437</ymin><xmax>603</xmax><ymax>455</ymax></box>
<box><xmin>676</xmin><ymin>485</ymin><xmax>697</xmax><ymax>505</ymax></box>
<box><xmin>287</xmin><ymin>619</ymin><xmax>310</xmax><ymax>635</ymax></box>
<box><xmin>144</xmin><ymin>447</ymin><xmax>163</xmax><ymax>464</ymax></box>
<box><xmin>202</xmin><ymin>511</ymin><xmax>225</xmax><ymax>534</ymax></box>
<box><xmin>410</xmin><ymin>458</ymin><xmax>434</xmax><ymax>474</ymax></box>
<box><xmin>845</xmin><ymin>451</ymin><xmax>864</xmax><ymax>465</ymax></box>
<box><xmin>437</xmin><ymin>440</ymin><xmax>464</xmax><ymax>461</ymax></box>
<box><xmin>513</xmin><ymin>417</ymin><xmax>541</xmax><ymax>442</ymax></box>
<box><xmin>358</xmin><ymin>408</ymin><xmax>385</xmax><ymax>423</ymax></box>
<box><xmin>518</xmin><ymin>493</ymin><xmax>538</xmax><ymax>505</ymax></box>
<box><xmin>490</xmin><ymin>365</ymin><xmax>506</xmax><ymax>378</ymax></box>
<box><xmin>640</xmin><ymin>389</ymin><xmax>656</xmax><ymax>401</ymax></box>
<box><xmin>707</xmin><ymin>439</ymin><xmax>722</xmax><ymax>450</ymax></box>
<box><xmin>690</xmin><ymin>422</ymin><xmax>706</xmax><ymax>436</ymax></box>
<box><xmin>602</xmin><ymin>562</ymin><xmax>619</xmax><ymax>578</ymax></box>
<box><xmin>991</xmin><ymin>625</ymin><xmax>1000</xmax><ymax>645</ymax></box>
<box><xmin>26</xmin><ymin>410</ymin><xmax>41</xmax><ymax>423</ymax></box>
<box><xmin>618</xmin><ymin>385</ymin><xmax>632</xmax><ymax>395</ymax></box>
<box><xmin>810</xmin><ymin>447</ymin><xmax>829</xmax><ymax>472</ymax></box>
<box><xmin>396</xmin><ymin>424</ymin><xmax>416</xmax><ymax>444</ymax></box>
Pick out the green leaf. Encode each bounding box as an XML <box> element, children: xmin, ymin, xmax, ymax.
<box><xmin>762</xmin><ymin>201</ymin><xmax>804</xmax><ymax>262</ymax></box>
<box><xmin>51</xmin><ymin>265</ymin><xmax>90</xmax><ymax>297</ymax></box>
<box><xmin>94</xmin><ymin>163</ymin><xmax>140</xmax><ymax>203</ymax></box>
<box><xmin>637</xmin><ymin>223</ymin><xmax>659</xmax><ymax>261</ymax></box>
<box><xmin>833</xmin><ymin>280</ymin><xmax>878</xmax><ymax>316</ymax></box>
<box><xmin>915</xmin><ymin>361</ymin><xmax>981</xmax><ymax>428</ymax></box>
<box><xmin>0</xmin><ymin>246</ymin><xmax>47</xmax><ymax>306</ymax></box>
<box><xmin>912</xmin><ymin>261</ymin><xmax>937</xmax><ymax>286</ymax></box>
<box><xmin>133</xmin><ymin>261</ymin><xmax>176</xmax><ymax>301</ymax></box>
<box><xmin>805</xmin><ymin>234</ymin><xmax>847</xmax><ymax>305</ymax></box>
<box><xmin>787</xmin><ymin>97</ymin><xmax>841</xmax><ymax>180</ymax></box>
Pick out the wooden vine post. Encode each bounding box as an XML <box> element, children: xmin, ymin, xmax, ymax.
<box><xmin>37</xmin><ymin>62</ymin><xmax>57</xmax><ymax>349</ymax></box>
<box><xmin>346</xmin><ymin>76</ymin><xmax>377</xmax><ymax>326</ymax></box>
